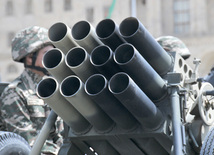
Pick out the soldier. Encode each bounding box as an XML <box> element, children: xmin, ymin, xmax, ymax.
<box><xmin>156</xmin><ymin>35</ymin><xmax>191</xmax><ymax>60</ymax></box>
<box><xmin>156</xmin><ymin>36</ymin><xmax>214</xmax><ymax>86</ymax></box>
<box><xmin>203</xmin><ymin>68</ymin><xmax>214</xmax><ymax>86</ymax></box>
<box><xmin>0</xmin><ymin>26</ymin><xmax>62</xmax><ymax>155</ymax></box>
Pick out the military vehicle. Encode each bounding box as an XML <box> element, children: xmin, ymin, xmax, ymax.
<box><xmin>2</xmin><ymin>17</ymin><xmax>214</xmax><ymax>155</ymax></box>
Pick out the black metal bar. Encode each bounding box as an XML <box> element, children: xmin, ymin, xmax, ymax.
<box><xmin>30</xmin><ymin>110</ymin><xmax>57</xmax><ymax>155</ymax></box>
<box><xmin>170</xmin><ymin>86</ymin><xmax>183</xmax><ymax>155</ymax></box>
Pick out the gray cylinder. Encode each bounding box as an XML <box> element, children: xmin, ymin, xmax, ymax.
<box><xmin>65</xmin><ymin>47</ymin><xmax>97</xmax><ymax>82</ymax></box>
<box><xmin>60</xmin><ymin>75</ymin><xmax>114</xmax><ymax>132</ymax></box>
<box><xmin>90</xmin><ymin>45</ymin><xmax>122</xmax><ymax>80</ymax></box>
<box><xmin>72</xmin><ymin>20</ymin><xmax>103</xmax><ymax>54</ymax></box>
<box><xmin>119</xmin><ymin>17</ymin><xmax>173</xmax><ymax>75</ymax></box>
<box><xmin>85</xmin><ymin>74</ymin><xmax>138</xmax><ymax>130</ymax></box>
<box><xmin>42</xmin><ymin>48</ymin><xmax>74</xmax><ymax>83</ymax></box>
<box><xmin>114</xmin><ymin>43</ymin><xmax>167</xmax><ymax>101</ymax></box>
<box><xmin>96</xmin><ymin>19</ymin><xmax>126</xmax><ymax>51</ymax></box>
<box><xmin>108</xmin><ymin>72</ymin><xmax>164</xmax><ymax>130</ymax></box>
<box><xmin>36</xmin><ymin>77</ymin><xmax>91</xmax><ymax>134</ymax></box>
<box><xmin>48</xmin><ymin>22</ymin><xmax>78</xmax><ymax>54</ymax></box>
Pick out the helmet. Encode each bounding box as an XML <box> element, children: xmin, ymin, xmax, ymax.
<box><xmin>11</xmin><ymin>26</ymin><xmax>51</xmax><ymax>62</ymax></box>
<box><xmin>156</xmin><ymin>36</ymin><xmax>191</xmax><ymax>59</ymax></box>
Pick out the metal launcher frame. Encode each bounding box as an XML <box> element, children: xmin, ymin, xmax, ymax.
<box><xmin>33</xmin><ymin>17</ymin><xmax>214</xmax><ymax>155</ymax></box>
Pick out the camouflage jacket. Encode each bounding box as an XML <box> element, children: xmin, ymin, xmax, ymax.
<box><xmin>204</xmin><ymin>67</ymin><xmax>214</xmax><ymax>87</ymax></box>
<box><xmin>0</xmin><ymin>68</ymin><xmax>63</xmax><ymax>154</ymax></box>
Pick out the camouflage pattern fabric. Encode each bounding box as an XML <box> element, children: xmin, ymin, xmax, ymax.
<box><xmin>0</xmin><ymin>68</ymin><xmax>63</xmax><ymax>154</ymax></box>
<box><xmin>11</xmin><ymin>26</ymin><xmax>51</xmax><ymax>62</ymax></box>
<box><xmin>204</xmin><ymin>67</ymin><xmax>214</xmax><ymax>87</ymax></box>
<box><xmin>156</xmin><ymin>36</ymin><xmax>191</xmax><ymax>59</ymax></box>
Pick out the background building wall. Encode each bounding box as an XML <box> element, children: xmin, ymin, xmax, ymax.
<box><xmin>0</xmin><ymin>0</ymin><xmax>214</xmax><ymax>82</ymax></box>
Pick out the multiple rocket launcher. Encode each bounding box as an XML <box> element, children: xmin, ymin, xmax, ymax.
<box><xmin>36</xmin><ymin>17</ymin><xmax>204</xmax><ymax>154</ymax></box>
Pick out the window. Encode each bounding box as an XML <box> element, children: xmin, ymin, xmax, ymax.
<box><xmin>44</xmin><ymin>0</ymin><xmax>52</xmax><ymax>12</ymax></box>
<box><xmin>6</xmin><ymin>0</ymin><xmax>13</xmax><ymax>16</ymax></box>
<box><xmin>25</xmin><ymin>0</ymin><xmax>32</xmax><ymax>14</ymax></box>
<box><xmin>8</xmin><ymin>32</ymin><xmax>15</xmax><ymax>46</ymax></box>
<box><xmin>64</xmin><ymin>0</ymin><xmax>72</xmax><ymax>11</ymax></box>
<box><xmin>173</xmin><ymin>0</ymin><xmax>190</xmax><ymax>34</ymax></box>
<box><xmin>86</xmin><ymin>7</ymin><xmax>94</xmax><ymax>23</ymax></box>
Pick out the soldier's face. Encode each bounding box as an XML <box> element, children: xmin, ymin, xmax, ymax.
<box><xmin>35</xmin><ymin>45</ymin><xmax>54</xmax><ymax>76</ymax></box>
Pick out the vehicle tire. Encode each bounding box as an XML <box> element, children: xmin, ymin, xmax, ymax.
<box><xmin>0</xmin><ymin>131</ymin><xmax>31</xmax><ymax>155</ymax></box>
<box><xmin>200</xmin><ymin>127</ymin><xmax>214</xmax><ymax>155</ymax></box>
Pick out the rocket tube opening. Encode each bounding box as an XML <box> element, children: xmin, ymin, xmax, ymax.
<box><xmin>43</xmin><ymin>49</ymin><xmax>62</xmax><ymax>69</ymax></box>
<box><xmin>114</xmin><ymin>43</ymin><xmax>134</xmax><ymax>64</ymax></box>
<box><xmin>72</xmin><ymin>21</ymin><xmax>90</xmax><ymax>40</ymax></box>
<box><xmin>37</xmin><ymin>78</ymin><xmax>57</xmax><ymax>99</ymax></box>
<box><xmin>109</xmin><ymin>72</ymin><xmax>129</xmax><ymax>94</ymax></box>
<box><xmin>119</xmin><ymin>17</ymin><xmax>139</xmax><ymax>37</ymax></box>
<box><xmin>91</xmin><ymin>45</ymin><xmax>111</xmax><ymax>66</ymax></box>
<box><xmin>85</xmin><ymin>74</ymin><xmax>107</xmax><ymax>96</ymax></box>
<box><xmin>96</xmin><ymin>19</ymin><xmax>116</xmax><ymax>39</ymax></box>
<box><xmin>60</xmin><ymin>76</ymin><xmax>81</xmax><ymax>97</ymax></box>
<box><xmin>109</xmin><ymin>73</ymin><xmax>164</xmax><ymax>130</ymax></box>
<box><xmin>37</xmin><ymin>77</ymin><xmax>92</xmax><ymax>134</ymax></box>
<box><xmin>66</xmin><ymin>47</ymin><xmax>86</xmax><ymax>67</ymax></box>
<box><xmin>48</xmin><ymin>22</ymin><xmax>67</xmax><ymax>42</ymax></box>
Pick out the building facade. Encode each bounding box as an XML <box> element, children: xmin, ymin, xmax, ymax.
<box><xmin>0</xmin><ymin>0</ymin><xmax>214</xmax><ymax>81</ymax></box>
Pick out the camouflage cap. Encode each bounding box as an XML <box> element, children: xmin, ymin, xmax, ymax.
<box><xmin>11</xmin><ymin>26</ymin><xmax>51</xmax><ymax>62</ymax></box>
<box><xmin>156</xmin><ymin>36</ymin><xmax>191</xmax><ymax>59</ymax></box>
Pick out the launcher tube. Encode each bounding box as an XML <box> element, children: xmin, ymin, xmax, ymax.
<box><xmin>85</xmin><ymin>74</ymin><xmax>138</xmax><ymax>130</ymax></box>
<box><xmin>72</xmin><ymin>20</ymin><xmax>103</xmax><ymax>54</ymax></box>
<box><xmin>48</xmin><ymin>22</ymin><xmax>78</xmax><ymax>54</ymax></box>
<box><xmin>90</xmin><ymin>45</ymin><xmax>122</xmax><ymax>80</ymax></box>
<box><xmin>42</xmin><ymin>48</ymin><xmax>74</xmax><ymax>83</ymax></box>
<box><xmin>60</xmin><ymin>75</ymin><xmax>114</xmax><ymax>132</ymax></box>
<box><xmin>114</xmin><ymin>43</ymin><xmax>166</xmax><ymax>101</ymax></box>
<box><xmin>36</xmin><ymin>77</ymin><xmax>91</xmax><ymax>134</ymax></box>
<box><xmin>96</xmin><ymin>19</ymin><xmax>126</xmax><ymax>51</ymax></box>
<box><xmin>119</xmin><ymin>17</ymin><xmax>173</xmax><ymax>75</ymax></box>
<box><xmin>65</xmin><ymin>47</ymin><xmax>97</xmax><ymax>82</ymax></box>
<box><xmin>109</xmin><ymin>72</ymin><xmax>164</xmax><ymax>130</ymax></box>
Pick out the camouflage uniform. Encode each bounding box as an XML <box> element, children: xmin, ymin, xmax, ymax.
<box><xmin>156</xmin><ymin>36</ymin><xmax>214</xmax><ymax>86</ymax></box>
<box><xmin>11</xmin><ymin>26</ymin><xmax>51</xmax><ymax>62</ymax></box>
<box><xmin>0</xmin><ymin>26</ymin><xmax>63</xmax><ymax>154</ymax></box>
<box><xmin>204</xmin><ymin>68</ymin><xmax>214</xmax><ymax>86</ymax></box>
<box><xmin>156</xmin><ymin>36</ymin><xmax>191</xmax><ymax>60</ymax></box>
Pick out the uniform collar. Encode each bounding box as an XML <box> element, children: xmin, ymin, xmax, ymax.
<box><xmin>20</xmin><ymin>68</ymin><xmax>43</xmax><ymax>91</ymax></box>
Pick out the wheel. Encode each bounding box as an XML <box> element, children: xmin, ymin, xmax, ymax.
<box><xmin>200</xmin><ymin>127</ymin><xmax>214</xmax><ymax>155</ymax></box>
<box><xmin>0</xmin><ymin>131</ymin><xmax>31</xmax><ymax>155</ymax></box>
<box><xmin>197</xmin><ymin>82</ymin><xmax>214</xmax><ymax>125</ymax></box>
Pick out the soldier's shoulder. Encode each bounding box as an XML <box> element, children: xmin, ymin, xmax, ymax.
<box><xmin>0</xmin><ymin>78</ymin><xmax>23</xmax><ymax>99</ymax></box>
<box><xmin>4</xmin><ymin>79</ymin><xmax>22</xmax><ymax>91</ymax></box>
